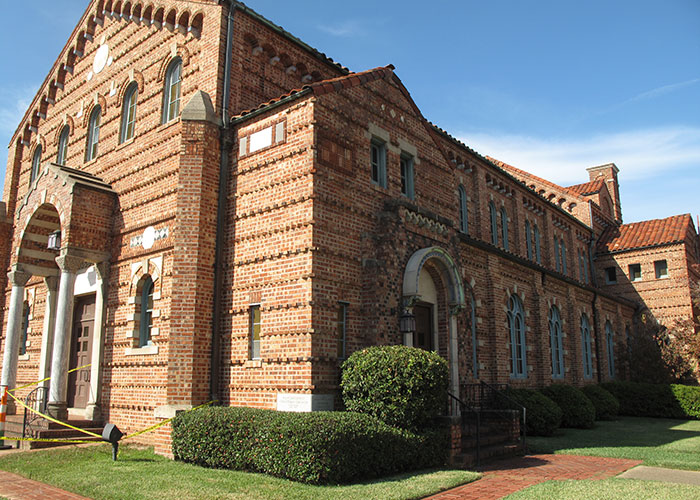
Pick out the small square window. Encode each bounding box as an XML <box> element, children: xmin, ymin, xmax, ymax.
<box><xmin>628</xmin><ymin>263</ymin><xmax>642</xmax><ymax>282</ymax></box>
<box><xmin>605</xmin><ymin>267</ymin><xmax>617</xmax><ymax>284</ymax></box>
<box><xmin>654</xmin><ymin>260</ymin><xmax>668</xmax><ymax>279</ymax></box>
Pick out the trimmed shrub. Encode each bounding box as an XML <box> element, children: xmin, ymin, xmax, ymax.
<box><xmin>171</xmin><ymin>406</ymin><xmax>448</xmax><ymax>485</ymax></box>
<box><xmin>497</xmin><ymin>388</ymin><xmax>562</xmax><ymax>436</ymax></box>
<box><xmin>602</xmin><ymin>381</ymin><xmax>700</xmax><ymax>419</ymax></box>
<box><xmin>672</xmin><ymin>384</ymin><xmax>700</xmax><ymax>419</ymax></box>
<box><xmin>341</xmin><ymin>345</ymin><xmax>448</xmax><ymax>430</ymax></box>
<box><xmin>540</xmin><ymin>384</ymin><xmax>595</xmax><ymax>429</ymax></box>
<box><xmin>581</xmin><ymin>385</ymin><xmax>620</xmax><ymax>420</ymax></box>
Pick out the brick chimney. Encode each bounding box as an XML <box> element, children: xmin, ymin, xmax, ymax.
<box><xmin>587</xmin><ymin>163</ymin><xmax>622</xmax><ymax>223</ymax></box>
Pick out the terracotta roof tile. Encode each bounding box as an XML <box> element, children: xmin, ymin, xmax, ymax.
<box><xmin>566</xmin><ymin>179</ymin><xmax>605</xmax><ymax>196</ymax></box>
<box><xmin>598</xmin><ymin>214</ymin><xmax>693</xmax><ymax>253</ymax></box>
<box><xmin>234</xmin><ymin>65</ymin><xmax>394</xmax><ymax>119</ymax></box>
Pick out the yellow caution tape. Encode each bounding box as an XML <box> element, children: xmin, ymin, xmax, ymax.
<box><xmin>11</xmin><ymin>364</ymin><xmax>92</xmax><ymax>393</ymax></box>
<box><xmin>122</xmin><ymin>400</ymin><xmax>215</xmax><ymax>441</ymax></box>
<box><xmin>0</xmin><ymin>436</ymin><xmax>97</xmax><ymax>444</ymax></box>
<box><xmin>6</xmin><ymin>391</ymin><xmax>101</xmax><ymax>439</ymax></box>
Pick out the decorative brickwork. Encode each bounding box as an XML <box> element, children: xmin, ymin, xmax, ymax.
<box><xmin>0</xmin><ymin>0</ymin><xmax>696</xmax><ymax>457</ymax></box>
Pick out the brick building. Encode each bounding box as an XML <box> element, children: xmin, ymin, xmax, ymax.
<box><xmin>0</xmin><ymin>0</ymin><xmax>695</xmax><ymax>454</ymax></box>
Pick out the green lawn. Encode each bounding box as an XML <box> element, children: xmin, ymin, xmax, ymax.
<box><xmin>527</xmin><ymin>417</ymin><xmax>700</xmax><ymax>471</ymax></box>
<box><xmin>0</xmin><ymin>445</ymin><xmax>479</xmax><ymax>500</ymax></box>
<box><xmin>504</xmin><ymin>478</ymin><xmax>700</xmax><ymax>500</ymax></box>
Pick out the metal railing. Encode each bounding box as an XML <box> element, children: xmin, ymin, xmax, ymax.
<box><xmin>22</xmin><ymin>386</ymin><xmax>48</xmax><ymax>439</ymax></box>
<box><xmin>447</xmin><ymin>391</ymin><xmax>481</xmax><ymax>467</ymax></box>
<box><xmin>478</xmin><ymin>381</ymin><xmax>527</xmax><ymax>453</ymax></box>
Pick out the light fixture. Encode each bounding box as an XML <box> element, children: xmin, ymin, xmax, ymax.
<box><xmin>47</xmin><ymin>230</ymin><xmax>61</xmax><ymax>251</ymax></box>
<box><xmin>399</xmin><ymin>310</ymin><xmax>415</xmax><ymax>334</ymax></box>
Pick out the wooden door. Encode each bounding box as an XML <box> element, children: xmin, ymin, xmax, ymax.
<box><xmin>413</xmin><ymin>304</ymin><xmax>433</xmax><ymax>351</ymax></box>
<box><xmin>67</xmin><ymin>295</ymin><xmax>95</xmax><ymax>409</ymax></box>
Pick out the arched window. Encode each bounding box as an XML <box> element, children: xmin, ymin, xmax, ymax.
<box><xmin>57</xmin><ymin>126</ymin><xmax>70</xmax><ymax>165</ymax></box>
<box><xmin>508</xmin><ymin>294</ymin><xmax>527</xmax><ymax>378</ymax></box>
<box><xmin>525</xmin><ymin>220</ymin><xmax>532</xmax><ymax>260</ymax></box>
<box><xmin>605</xmin><ymin>320</ymin><xmax>615</xmax><ymax>378</ymax></box>
<box><xmin>501</xmin><ymin>207</ymin><xmax>509</xmax><ymax>250</ymax></box>
<box><xmin>139</xmin><ymin>275</ymin><xmax>154</xmax><ymax>347</ymax></box>
<box><xmin>120</xmin><ymin>83</ymin><xmax>138</xmax><ymax>143</ymax></box>
<box><xmin>85</xmin><ymin>106</ymin><xmax>101</xmax><ymax>162</ymax></box>
<box><xmin>560</xmin><ymin>238</ymin><xmax>567</xmax><ymax>275</ymax></box>
<box><xmin>162</xmin><ymin>58</ymin><xmax>182</xmax><ymax>123</ymax></box>
<box><xmin>581</xmin><ymin>313</ymin><xmax>593</xmax><ymax>379</ymax></box>
<box><xmin>19</xmin><ymin>301</ymin><xmax>30</xmax><ymax>356</ymax></box>
<box><xmin>30</xmin><ymin>146</ymin><xmax>42</xmax><ymax>184</ymax></box>
<box><xmin>489</xmin><ymin>202</ymin><xmax>498</xmax><ymax>245</ymax></box>
<box><xmin>549</xmin><ymin>305</ymin><xmax>564</xmax><ymax>378</ymax></box>
<box><xmin>470</xmin><ymin>292</ymin><xmax>478</xmax><ymax>378</ymax></box>
<box><xmin>458</xmin><ymin>185</ymin><xmax>468</xmax><ymax>234</ymax></box>
<box><xmin>534</xmin><ymin>224</ymin><xmax>542</xmax><ymax>264</ymax></box>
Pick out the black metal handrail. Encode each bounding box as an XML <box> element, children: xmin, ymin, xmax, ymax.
<box><xmin>447</xmin><ymin>391</ymin><xmax>481</xmax><ymax>467</ymax></box>
<box><xmin>479</xmin><ymin>380</ymin><xmax>527</xmax><ymax>453</ymax></box>
<box><xmin>22</xmin><ymin>386</ymin><xmax>48</xmax><ymax>439</ymax></box>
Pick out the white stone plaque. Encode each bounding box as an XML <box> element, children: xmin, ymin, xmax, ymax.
<box><xmin>93</xmin><ymin>44</ymin><xmax>110</xmax><ymax>74</ymax></box>
<box><xmin>276</xmin><ymin>394</ymin><xmax>334</xmax><ymax>412</ymax></box>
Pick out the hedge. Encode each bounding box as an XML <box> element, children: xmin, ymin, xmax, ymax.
<box><xmin>341</xmin><ymin>345</ymin><xmax>448</xmax><ymax>430</ymax></box>
<box><xmin>540</xmin><ymin>384</ymin><xmax>595</xmax><ymax>429</ymax></box>
<box><xmin>602</xmin><ymin>382</ymin><xmax>700</xmax><ymax>419</ymax></box>
<box><xmin>581</xmin><ymin>385</ymin><xmax>620</xmax><ymax>420</ymax></box>
<box><xmin>497</xmin><ymin>388</ymin><xmax>562</xmax><ymax>436</ymax></box>
<box><xmin>171</xmin><ymin>406</ymin><xmax>448</xmax><ymax>484</ymax></box>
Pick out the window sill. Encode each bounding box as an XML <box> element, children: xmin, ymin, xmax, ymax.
<box><xmin>244</xmin><ymin>359</ymin><xmax>262</xmax><ymax>368</ymax></box>
<box><xmin>125</xmin><ymin>345</ymin><xmax>159</xmax><ymax>356</ymax></box>
<box><xmin>116</xmin><ymin>137</ymin><xmax>136</xmax><ymax>151</ymax></box>
<box><xmin>19</xmin><ymin>354</ymin><xmax>30</xmax><ymax>361</ymax></box>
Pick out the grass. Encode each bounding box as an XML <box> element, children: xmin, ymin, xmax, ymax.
<box><xmin>504</xmin><ymin>478</ymin><xmax>700</xmax><ymax>500</ymax></box>
<box><xmin>528</xmin><ymin>416</ymin><xmax>700</xmax><ymax>471</ymax></box>
<box><xmin>0</xmin><ymin>444</ymin><xmax>479</xmax><ymax>500</ymax></box>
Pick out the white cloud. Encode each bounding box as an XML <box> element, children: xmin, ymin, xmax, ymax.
<box><xmin>0</xmin><ymin>84</ymin><xmax>38</xmax><ymax>136</ymax></box>
<box><xmin>628</xmin><ymin>78</ymin><xmax>700</xmax><ymax>103</ymax></box>
<box><xmin>457</xmin><ymin>126</ymin><xmax>700</xmax><ymax>186</ymax></box>
<box><xmin>317</xmin><ymin>20</ymin><xmax>365</xmax><ymax>37</ymax></box>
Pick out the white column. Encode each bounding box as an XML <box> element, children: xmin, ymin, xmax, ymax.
<box><xmin>38</xmin><ymin>276</ymin><xmax>58</xmax><ymax>391</ymax></box>
<box><xmin>47</xmin><ymin>254</ymin><xmax>83</xmax><ymax>420</ymax></box>
<box><xmin>86</xmin><ymin>262</ymin><xmax>108</xmax><ymax>421</ymax></box>
<box><xmin>1</xmin><ymin>268</ymin><xmax>32</xmax><ymax>413</ymax></box>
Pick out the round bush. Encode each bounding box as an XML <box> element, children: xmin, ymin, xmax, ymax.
<box><xmin>582</xmin><ymin>385</ymin><xmax>620</xmax><ymax>420</ymax></box>
<box><xmin>341</xmin><ymin>345</ymin><xmax>448</xmax><ymax>430</ymax></box>
<box><xmin>498</xmin><ymin>388</ymin><xmax>562</xmax><ymax>436</ymax></box>
<box><xmin>540</xmin><ymin>384</ymin><xmax>596</xmax><ymax>429</ymax></box>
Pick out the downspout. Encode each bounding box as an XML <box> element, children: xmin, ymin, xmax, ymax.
<box><xmin>210</xmin><ymin>1</ymin><xmax>236</xmax><ymax>404</ymax></box>
<box><xmin>591</xmin><ymin>293</ymin><xmax>602</xmax><ymax>383</ymax></box>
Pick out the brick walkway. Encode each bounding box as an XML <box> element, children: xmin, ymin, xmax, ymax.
<box><xmin>0</xmin><ymin>470</ymin><xmax>90</xmax><ymax>500</ymax></box>
<box><xmin>425</xmin><ymin>454</ymin><xmax>642</xmax><ymax>500</ymax></box>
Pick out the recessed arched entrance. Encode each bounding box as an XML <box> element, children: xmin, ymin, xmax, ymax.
<box><xmin>1</xmin><ymin>163</ymin><xmax>115</xmax><ymax>421</ymax></box>
<box><xmin>402</xmin><ymin>247</ymin><xmax>465</xmax><ymax>413</ymax></box>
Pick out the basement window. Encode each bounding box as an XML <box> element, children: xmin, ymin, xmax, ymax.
<box><xmin>628</xmin><ymin>263</ymin><xmax>642</xmax><ymax>282</ymax></box>
<box><xmin>654</xmin><ymin>260</ymin><xmax>668</xmax><ymax>279</ymax></box>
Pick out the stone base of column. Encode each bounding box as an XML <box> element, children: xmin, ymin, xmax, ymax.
<box><xmin>47</xmin><ymin>402</ymin><xmax>68</xmax><ymax>421</ymax></box>
<box><xmin>84</xmin><ymin>403</ymin><xmax>101</xmax><ymax>421</ymax></box>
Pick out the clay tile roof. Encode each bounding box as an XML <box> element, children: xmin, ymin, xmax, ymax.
<box><xmin>234</xmin><ymin>65</ymin><xmax>394</xmax><ymax>119</ymax></box>
<box><xmin>598</xmin><ymin>214</ymin><xmax>693</xmax><ymax>253</ymax></box>
<box><xmin>566</xmin><ymin>178</ymin><xmax>605</xmax><ymax>197</ymax></box>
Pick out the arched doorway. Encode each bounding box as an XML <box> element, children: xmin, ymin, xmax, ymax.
<box><xmin>402</xmin><ymin>247</ymin><xmax>465</xmax><ymax>412</ymax></box>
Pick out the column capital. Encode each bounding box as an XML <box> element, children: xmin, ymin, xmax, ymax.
<box><xmin>55</xmin><ymin>254</ymin><xmax>84</xmax><ymax>273</ymax></box>
<box><xmin>43</xmin><ymin>275</ymin><xmax>59</xmax><ymax>291</ymax></box>
<box><xmin>94</xmin><ymin>261</ymin><xmax>110</xmax><ymax>281</ymax></box>
<box><xmin>8</xmin><ymin>267</ymin><xmax>31</xmax><ymax>287</ymax></box>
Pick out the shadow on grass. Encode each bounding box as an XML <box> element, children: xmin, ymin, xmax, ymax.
<box><xmin>529</xmin><ymin>417</ymin><xmax>700</xmax><ymax>453</ymax></box>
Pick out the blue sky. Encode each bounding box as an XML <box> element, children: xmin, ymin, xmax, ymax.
<box><xmin>1</xmin><ymin>0</ymin><xmax>698</xmax><ymax>224</ymax></box>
